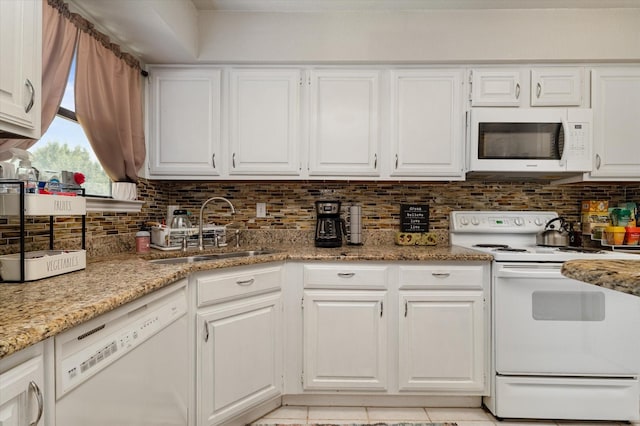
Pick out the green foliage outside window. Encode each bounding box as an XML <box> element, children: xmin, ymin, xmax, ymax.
<box><xmin>31</xmin><ymin>141</ymin><xmax>111</xmax><ymax>196</ymax></box>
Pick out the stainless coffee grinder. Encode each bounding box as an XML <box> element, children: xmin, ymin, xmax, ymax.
<box><xmin>315</xmin><ymin>200</ymin><xmax>344</xmax><ymax>248</ymax></box>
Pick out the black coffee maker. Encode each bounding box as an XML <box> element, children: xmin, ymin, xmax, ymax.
<box><xmin>315</xmin><ymin>200</ymin><xmax>344</xmax><ymax>248</ymax></box>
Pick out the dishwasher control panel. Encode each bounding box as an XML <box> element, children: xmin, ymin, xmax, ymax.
<box><xmin>56</xmin><ymin>285</ymin><xmax>187</xmax><ymax>397</ymax></box>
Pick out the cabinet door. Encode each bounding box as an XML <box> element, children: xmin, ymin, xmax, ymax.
<box><xmin>0</xmin><ymin>356</ymin><xmax>44</xmax><ymax>426</ymax></box>
<box><xmin>229</xmin><ymin>69</ymin><xmax>301</xmax><ymax>175</ymax></box>
<box><xmin>398</xmin><ymin>291</ymin><xmax>485</xmax><ymax>392</ymax></box>
<box><xmin>591</xmin><ymin>68</ymin><xmax>640</xmax><ymax>178</ymax></box>
<box><xmin>147</xmin><ymin>68</ymin><xmax>222</xmax><ymax>177</ymax></box>
<box><xmin>471</xmin><ymin>69</ymin><xmax>523</xmax><ymax>107</ymax></box>
<box><xmin>530</xmin><ymin>68</ymin><xmax>583</xmax><ymax>107</ymax></box>
<box><xmin>390</xmin><ymin>70</ymin><xmax>464</xmax><ymax>178</ymax></box>
<box><xmin>303</xmin><ymin>290</ymin><xmax>387</xmax><ymax>391</ymax></box>
<box><xmin>0</xmin><ymin>0</ymin><xmax>41</xmax><ymax>138</ymax></box>
<box><xmin>197</xmin><ymin>292</ymin><xmax>282</xmax><ymax>426</ymax></box>
<box><xmin>308</xmin><ymin>70</ymin><xmax>380</xmax><ymax>176</ymax></box>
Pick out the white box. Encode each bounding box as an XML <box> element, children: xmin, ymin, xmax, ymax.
<box><xmin>0</xmin><ymin>250</ymin><xmax>86</xmax><ymax>281</ymax></box>
<box><xmin>0</xmin><ymin>193</ymin><xmax>86</xmax><ymax>216</ymax></box>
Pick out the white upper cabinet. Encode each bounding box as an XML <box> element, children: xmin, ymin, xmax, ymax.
<box><xmin>590</xmin><ymin>68</ymin><xmax>640</xmax><ymax>178</ymax></box>
<box><xmin>0</xmin><ymin>0</ymin><xmax>42</xmax><ymax>138</ymax></box>
<box><xmin>308</xmin><ymin>70</ymin><xmax>381</xmax><ymax>177</ymax></box>
<box><xmin>147</xmin><ymin>67</ymin><xmax>222</xmax><ymax>177</ymax></box>
<box><xmin>530</xmin><ymin>68</ymin><xmax>583</xmax><ymax>107</ymax></box>
<box><xmin>471</xmin><ymin>69</ymin><xmax>524</xmax><ymax>107</ymax></box>
<box><xmin>229</xmin><ymin>69</ymin><xmax>301</xmax><ymax>176</ymax></box>
<box><xmin>470</xmin><ymin>67</ymin><xmax>584</xmax><ymax>107</ymax></box>
<box><xmin>390</xmin><ymin>69</ymin><xmax>464</xmax><ymax>179</ymax></box>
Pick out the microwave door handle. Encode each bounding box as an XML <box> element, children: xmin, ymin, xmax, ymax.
<box><xmin>558</xmin><ymin>118</ymin><xmax>570</xmax><ymax>168</ymax></box>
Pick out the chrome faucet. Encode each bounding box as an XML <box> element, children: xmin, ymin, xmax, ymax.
<box><xmin>199</xmin><ymin>197</ymin><xmax>236</xmax><ymax>250</ymax></box>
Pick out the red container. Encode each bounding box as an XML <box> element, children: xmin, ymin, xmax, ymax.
<box><xmin>625</xmin><ymin>227</ymin><xmax>640</xmax><ymax>245</ymax></box>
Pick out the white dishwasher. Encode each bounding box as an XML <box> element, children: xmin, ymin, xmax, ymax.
<box><xmin>55</xmin><ymin>279</ymin><xmax>189</xmax><ymax>426</ymax></box>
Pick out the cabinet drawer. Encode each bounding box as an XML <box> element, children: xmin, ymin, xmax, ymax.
<box><xmin>303</xmin><ymin>263</ymin><xmax>388</xmax><ymax>289</ymax></box>
<box><xmin>197</xmin><ymin>265</ymin><xmax>282</xmax><ymax>306</ymax></box>
<box><xmin>399</xmin><ymin>264</ymin><xmax>485</xmax><ymax>289</ymax></box>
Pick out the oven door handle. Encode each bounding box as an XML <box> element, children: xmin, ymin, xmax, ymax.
<box><xmin>496</xmin><ymin>264</ymin><xmax>563</xmax><ymax>278</ymax></box>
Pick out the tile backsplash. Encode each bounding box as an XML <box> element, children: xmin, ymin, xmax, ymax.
<box><xmin>2</xmin><ymin>179</ymin><xmax>638</xmax><ymax>257</ymax></box>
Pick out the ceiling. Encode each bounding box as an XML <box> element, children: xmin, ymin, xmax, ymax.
<box><xmin>190</xmin><ymin>0</ymin><xmax>640</xmax><ymax>11</ymax></box>
<box><xmin>69</xmin><ymin>0</ymin><xmax>640</xmax><ymax>64</ymax></box>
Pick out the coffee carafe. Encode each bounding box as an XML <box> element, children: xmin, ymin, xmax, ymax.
<box><xmin>315</xmin><ymin>201</ymin><xmax>344</xmax><ymax>248</ymax></box>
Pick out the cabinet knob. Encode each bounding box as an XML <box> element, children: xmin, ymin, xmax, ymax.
<box><xmin>232</xmin><ymin>153</ymin><xmax>236</xmax><ymax>168</ymax></box>
<box><xmin>515</xmin><ymin>83</ymin><xmax>521</xmax><ymax>100</ymax></box>
<box><xmin>536</xmin><ymin>82</ymin><xmax>542</xmax><ymax>98</ymax></box>
<box><xmin>595</xmin><ymin>154</ymin><xmax>601</xmax><ymax>170</ymax></box>
<box><xmin>212</xmin><ymin>153</ymin><xmax>216</xmax><ymax>169</ymax></box>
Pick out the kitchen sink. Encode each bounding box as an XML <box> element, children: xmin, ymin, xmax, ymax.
<box><xmin>148</xmin><ymin>249</ymin><xmax>281</xmax><ymax>265</ymax></box>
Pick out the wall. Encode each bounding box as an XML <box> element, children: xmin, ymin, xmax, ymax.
<box><xmin>2</xmin><ymin>180</ymin><xmax>638</xmax><ymax>256</ymax></box>
<box><xmin>197</xmin><ymin>8</ymin><xmax>640</xmax><ymax>63</ymax></box>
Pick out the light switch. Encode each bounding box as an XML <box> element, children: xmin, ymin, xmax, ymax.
<box><xmin>256</xmin><ymin>203</ymin><xmax>266</xmax><ymax>218</ymax></box>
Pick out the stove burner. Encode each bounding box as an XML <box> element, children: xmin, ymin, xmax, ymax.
<box><xmin>557</xmin><ymin>246</ymin><xmax>605</xmax><ymax>254</ymax></box>
<box><xmin>473</xmin><ymin>244</ymin><xmax>509</xmax><ymax>248</ymax></box>
<box><xmin>494</xmin><ymin>247</ymin><xmax>528</xmax><ymax>252</ymax></box>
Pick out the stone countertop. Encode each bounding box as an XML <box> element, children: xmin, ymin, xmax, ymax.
<box><xmin>0</xmin><ymin>244</ymin><xmax>490</xmax><ymax>359</ymax></box>
<box><xmin>561</xmin><ymin>260</ymin><xmax>640</xmax><ymax>297</ymax></box>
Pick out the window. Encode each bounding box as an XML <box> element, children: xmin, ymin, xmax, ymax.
<box><xmin>30</xmin><ymin>56</ymin><xmax>112</xmax><ymax>196</ymax></box>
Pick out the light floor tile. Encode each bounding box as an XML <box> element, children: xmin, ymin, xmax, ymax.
<box><xmin>426</xmin><ymin>407</ymin><xmax>493</xmax><ymax>422</ymax></box>
<box><xmin>455</xmin><ymin>422</ymin><xmax>498</xmax><ymax>426</ymax></box>
<box><xmin>251</xmin><ymin>419</ymin><xmax>306</xmax><ymax>425</ymax></box>
<box><xmin>367</xmin><ymin>407</ymin><xmax>429</xmax><ymax>421</ymax></box>
<box><xmin>308</xmin><ymin>406</ymin><xmax>368</xmax><ymax>421</ymax></box>
<box><xmin>263</xmin><ymin>405</ymin><xmax>308</xmax><ymax>420</ymax></box>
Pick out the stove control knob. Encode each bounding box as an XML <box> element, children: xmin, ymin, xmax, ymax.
<box><xmin>514</xmin><ymin>217</ymin><xmax>524</xmax><ymax>226</ymax></box>
<box><xmin>471</xmin><ymin>217</ymin><xmax>480</xmax><ymax>226</ymax></box>
<box><xmin>459</xmin><ymin>216</ymin><xmax>469</xmax><ymax>226</ymax></box>
<box><xmin>534</xmin><ymin>218</ymin><xmax>544</xmax><ymax>226</ymax></box>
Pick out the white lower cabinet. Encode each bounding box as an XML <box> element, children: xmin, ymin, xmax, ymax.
<box><xmin>0</xmin><ymin>343</ymin><xmax>46</xmax><ymax>426</ymax></box>
<box><xmin>302</xmin><ymin>290</ymin><xmax>388</xmax><ymax>391</ymax></box>
<box><xmin>398</xmin><ymin>291</ymin><xmax>485</xmax><ymax>392</ymax></box>
<box><xmin>195</xmin><ymin>265</ymin><xmax>283</xmax><ymax>426</ymax></box>
<box><xmin>299</xmin><ymin>261</ymin><xmax>489</xmax><ymax>396</ymax></box>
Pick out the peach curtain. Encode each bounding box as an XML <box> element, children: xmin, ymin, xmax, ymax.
<box><xmin>0</xmin><ymin>0</ymin><xmax>78</xmax><ymax>158</ymax></box>
<box><xmin>74</xmin><ymin>32</ymin><xmax>145</xmax><ymax>182</ymax></box>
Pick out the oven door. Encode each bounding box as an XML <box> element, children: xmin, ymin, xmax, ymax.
<box><xmin>494</xmin><ymin>262</ymin><xmax>640</xmax><ymax>377</ymax></box>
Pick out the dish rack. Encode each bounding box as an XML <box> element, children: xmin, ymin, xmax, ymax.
<box><xmin>150</xmin><ymin>224</ymin><xmax>228</xmax><ymax>250</ymax></box>
<box><xmin>0</xmin><ymin>181</ymin><xmax>87</xmax><ymax>282</ymax></box>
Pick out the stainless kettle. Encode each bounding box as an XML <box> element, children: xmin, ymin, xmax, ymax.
<box><xmin>536</xmin><ymin>217</ymin><xmax>569</xmax><ymax>247</ymax></box>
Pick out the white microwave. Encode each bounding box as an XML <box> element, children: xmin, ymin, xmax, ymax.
<box><xmin>468</xmin><ymin>108</ymin><xmax>592</xmax><ymax>173</ymax></box>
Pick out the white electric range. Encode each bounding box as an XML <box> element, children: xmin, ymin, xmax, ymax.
<box><xmin>450</xmin><ymin>211</ymin><xmax>640</xmax><ymax>422</ymax></box>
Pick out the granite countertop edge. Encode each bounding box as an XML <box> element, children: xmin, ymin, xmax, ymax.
<box><xmin>0</xmin><ymin>244</ymin><xmax>491</xmax><ymax>359</ymax></box>
<box><xmin>561</xmin><ymin>259</ymin><xmax>640</xmax><ymax>298</ymax></box>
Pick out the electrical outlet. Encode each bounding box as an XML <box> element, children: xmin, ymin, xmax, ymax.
<box><xmin>256</xmin><ymin>203</ymin><xmax>266</xmax><ymax>218</ymax></box>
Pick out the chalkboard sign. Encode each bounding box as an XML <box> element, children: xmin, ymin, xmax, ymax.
<box><xmin>400</xmin><ymin>204</ymin><xmax>429</xmax><ymax>232</ymax></box>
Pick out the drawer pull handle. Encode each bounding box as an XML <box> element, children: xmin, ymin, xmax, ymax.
<box><xmin>236</xmin><ymin>278</ymin><xmax>255</xmax><ymax>286</ymax></box>
<box><xmin>337</xmin><ymin>272</ymin><xmax>355</xmax><ymax>278</ymax></box>
<box><xmin>29</xmin><ymin>381</ymin><xmax>43</xmax><ymax>426</ymax></box>
<box><xmin>25</xmin><ymin>79</ymin><xmax>35</xmax><ymax>113</ymax></box>
<box><xmin>431</xmin><ymin>272</ymin><xmax>451</xmax><ymax>278</ymax></box>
